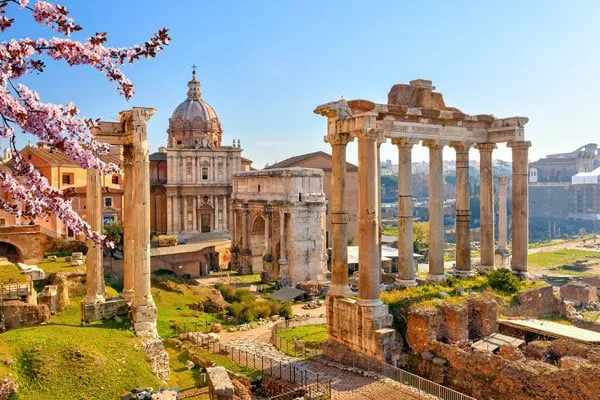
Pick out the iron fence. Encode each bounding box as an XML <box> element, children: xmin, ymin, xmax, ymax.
<box><xmin>171</xmin><ymin>320</ymin><xmax>212</xmax><ymax>336</ymax></box>
<box><xmin>270</xmin><ymin>317</ymin><xmax>326</xmax><ymax>358</ymax></box>
<box><xmin>205</xmin><ymin>341</ymin><xmax>331</xmax><ymax>399</ymax></box>
<box><xmin>0</xmin><ymin>279</ymin><xmax>32</xmax><ymax>302</ymax></box>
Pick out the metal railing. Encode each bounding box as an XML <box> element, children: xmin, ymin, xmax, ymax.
<box><xmin>267</xmin><ymin>382</ymin><xmax>328</xmax><ymax>400</ymax></box>
<box><xmin>171</xmin><ymin>320</ymin><xmax>213</xmax><ymax>336</ymax></box>
<box><xmin>271</xmin><ymin>317</ymin><xmax>327</xmax><ymax>359</ymax></box>
<box><xmin>0</xmin><ymin>279</ymin><xmax>32</xmax><ymax>302</ymax></box>
<box><xmin>205</xmin><ymin>341</ymin><xmax>331</xmax><ymax>399</ymax></box>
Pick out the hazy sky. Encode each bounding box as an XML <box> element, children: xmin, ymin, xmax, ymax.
<box><xmin>6</xmin><ymin>1</ymin><xmax>600</xmax><ymax>168</ymax></box>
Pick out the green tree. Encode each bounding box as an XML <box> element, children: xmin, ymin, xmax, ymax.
<box><xmin>413</xmin><ymin>221</ymin><xmax>429</xmax><ymax>253</ymax></box>
<box><xmin>103</xmin><ymin>221</ymin><xmax>124</xmax><ymax>258</ymax></box>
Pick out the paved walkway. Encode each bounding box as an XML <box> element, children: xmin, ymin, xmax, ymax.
<box><xmin>223</xmin><ymin>338</ymin><xmax>432</xmax><ymax>400</ymax></box>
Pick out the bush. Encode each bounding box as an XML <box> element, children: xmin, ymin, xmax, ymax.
<box><xmin>240</xmin><ymin>307</ymin><xmax>257</xmax><ymax>323</ymax></box>
<box><xmin>267</xmin><ymin>299</ymin><xmax>281</xmax><ymax>316</ymax></box>
<box><xmin>279</xmin><ymin>303</ymin><xmax>293</xmax><ymax>319</ymax></box>
<box><xmin>254</xmin><ymin>301</ymin><xmax>271</xmax><ymax>319</ymax></box>
<box><xmin>217</xmin><ymin>284</ymin><xmax>236</xmax><ymax>303</ymax></box>
<box><xmin>487</xmin><ymin>269</ymin><xmax>521</xmax><ymax>293</ymax></box>
<box><xmin>234</xmin><ymin>288</ymin><xmax>254</xmax><ymax>303</ymax></box>
<box><xmin>228</xmin><ymin>302</ymin><xmax>244</xmax><ymax>319</ymax></box>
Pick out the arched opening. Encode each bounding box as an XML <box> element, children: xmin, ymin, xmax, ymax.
<box><xmin>250</xmin><ymin>216</ymin><xmax>265</xmax><ymax>273</ymax></box>
<box><xmin>199</xmin><ymin>203</ymin><xmax>213</xmax><ymax>233</ymax></box>
<box><xmin>0</xmin><ymin>241</ymin><xmax>21</xmax><ymax>263</ymax></box>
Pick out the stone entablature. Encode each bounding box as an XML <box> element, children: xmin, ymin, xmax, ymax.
<box><xmin>231</xmin><ymin>168</ymin><xmax>327</xmax><ymax>285</ymax></box>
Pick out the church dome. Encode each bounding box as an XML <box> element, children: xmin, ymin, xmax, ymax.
<box><xmin>170</xmin><ymin>70</ymin><xmax>218</xmax><ymax>123</ymax></box>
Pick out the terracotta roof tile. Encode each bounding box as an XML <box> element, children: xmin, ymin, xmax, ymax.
<box><xmin>266</xmin><ymin>151</ymin><xmax>358</xmax><ymax>171</ymax></box>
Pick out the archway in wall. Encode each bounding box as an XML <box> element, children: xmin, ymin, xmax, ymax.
<box><xmin>0</xmin><ymin>241</ymin><xmax>21</xmax><ymax>263</ymax></box>
<box><xmin>250</xmin><ymin>216</ymin><xmax>265</xmax><ymax>273</ymax></box>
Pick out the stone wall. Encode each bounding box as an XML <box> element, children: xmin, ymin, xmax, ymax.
<box><xmin>207</xmin><ymin>366</ymin><xmax>234</xmax><ymax>400</ymax></box>
<box><xmin>406</xmin><ymin>296</ymin><xmax>498</xmax><ymax>352</ymax></box>
<box><xmin>49</xmin><ymin>270</ymin><xmax>87</xmax><ymax>312</ymax></box>
<box><xmin>0</xmin><ymin>301</ymin><xmax>49</xmax><ymax>331</ymax></box>
<box><xmin>582</xmin><ymin>276</ymin><xmax>600</xmax><ymax>289</ymax></box>
<box><xmin>406</xmin><ymin>341</ymin><xmax>600</xmax><ymax>400</ymax></box>
<box><xmin>324</xmin><ymin>296</ymin><xmax>396</xmax><ymax>364</ymax></box>
<box><xmin>503</xmin><ymin>284</ymin><xmax>559</xmax><ymax>317</ymax></box>
<box><xmin>560</xmin><ymin>283</ymin><xmax>597</xmax><ymax>306</ymax></box>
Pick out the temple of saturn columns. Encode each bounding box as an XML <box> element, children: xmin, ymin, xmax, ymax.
<box><xmin>82</xmin><ymin>107</ymin><xmax>158</xmax><ymax>335</ymax></box>
<box><xmin>315</xmin><ymin>79</ymin><xmax>531</xmax><ymax>364</ymax></box>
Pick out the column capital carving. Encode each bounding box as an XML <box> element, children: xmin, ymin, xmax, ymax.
<box><xmin>324</xmin><ymin>132</ymin><xmax>354</xmax><ymax>145</ymax></box>
<box><xmin>449</xmin><ymin>141</ymin><xmax>472</xmax><ymax>152</ymax></box>
<box><xmin>507</xmin><ymin>140</ymin><xmax>532</xmax><ymax>149</ymax></box>
<box><xmin>475</xmin><ymin>142</ymin><xmax>497</xmax><ymax>152</ymax></box>
<box><xmin>351</xmin><ymin>128</ymin><xmax>380</xmax><ymax>141</ymax></box>
<box><xmin>423</xmin><ymin>139</ymin><xmax>448</xmax><ymax>149</ymax></box>
<box><xmin>391</xmin><ymin>138</ymin><xmax>420</xmax><ymax>148</ymax></box>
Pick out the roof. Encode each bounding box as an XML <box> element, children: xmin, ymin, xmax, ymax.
<box><xmin>572</xmin><ymin>166</ymin><xmax>600</xmax><ymax>185</ymax></box>
<box><xmin>20</xmin><ymin>145</ymin><xmax>122</xmax><ymax>167</ymax></box>
<box><xmin>266</xmin><ymin>151</ymin><xmax>358</xmax><ymax>172</ymax></box>
<box><xmin>171</xmin><ymin>72</ymin><xmax>218</xmax><ymax>122</ymax></box>
<box><xmin>499</xmin><ymin>319</ymin><xmax>600</xmax><ymax>344</ymax></box>
<box><xmin>271</xmin><ymin>287</ymin><xmax>305</xmax><ymax>302</ymax></box>
<box><xmin>150</xmin><ymin>152</ymin><xmax>167</xmax><ymax>162</ymax></box>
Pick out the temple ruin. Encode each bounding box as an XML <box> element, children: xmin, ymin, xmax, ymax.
<box><xmin>315</xmin><ymin>79</ymin><xmax>531</xmax><ymax>364</ymax></box>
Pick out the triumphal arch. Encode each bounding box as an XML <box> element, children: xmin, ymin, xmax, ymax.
<box><xmin>315</xmin><ymin>79</ymin><xmax>530</xmax><ymax>364</ymax></box>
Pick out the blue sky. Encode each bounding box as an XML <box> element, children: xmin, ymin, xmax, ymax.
<box><xmin>5</xmin><ymin>1</ymin><xmax>600</xmax><ymax>167</ymax></box>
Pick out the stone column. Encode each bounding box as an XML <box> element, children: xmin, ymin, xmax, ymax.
<box><xmin>182</xmin><ymin>196</ymin><xmax>188</xmax><ymax>232</ymax></box>
<box><xmin>223</xmin><ymin>196</ymin><xmax>228</xmax><ymax>230</ymax></box>
<box><xmin>498</xmin><ymin>176</ymin><xmax>508</xmax><ymax>252</ymax></box>
<box><xmin>508</xmin><ymin>141</ymin><xmax>531</xmax><ymax>279</ymax></box>
<box><xmin>477</xmin><ymin>143</ymin><xmax>496</xmax><ymax>271</ymax></box>
<box><xmin>166</xmin><ymin>195</ymin><xmax>172</xmax><ymax>234</ymax></box>
<box><xmin>355</xmin><ymin>129</ymin><xmax>382</xmax><ymax>307</ymax></box>
<box><xmin>132</xmin><ymin>138</ymin><xmax>155</xmax><ymax>312</ymax></box>
<box><xmin>393</xmin><ymin>138</ymin><xmax>418</xmax><ymax>286</ymax></box>
<box><xmin>324</xmin><ymin>132</ymin><xmax>353</xmax><ymax>297</ymax></box>
<box><xmin>85</xmin><ymin>167</ymin><xmax>105</xmax><ymax>304</ymax></box>
<box><xmin>241</xmin><ymin>204</ymin><xmax>251</xmax><ymax>273</ymax></box>
<box><xmin>262</xmin><ymin>205</ymin><xmax>273</xmax><ymax>281</ymax></box>
<box><xmin>122</xmin><ymin>146</ymin><xmax>135</xmax><ymax>301</ymax></box>
<box><xmin>452</xmin><ymin>142</ymin><xmax>472</xmax><ymax>276</ymax></box>
<box><xmin>278</xmin><ymin>210</ymin><xmax>289</xmax><ymax>285</ymax></box>
<box><xmin>424</xmin><ymin>140</ymin><xmax>445</xmax><ymax>281</ymax></box>
<box><xmin>192</xmin><ymin>196</ymin><xmax>197</xmax><ymax>231</ymax></box>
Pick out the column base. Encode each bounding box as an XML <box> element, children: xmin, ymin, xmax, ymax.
<box><xmin>453</xmin><ymin>269</ymin><xmax>474</xmax><ymax>278</ymax></box>
<box><xmin>395</xmin><ymin>278</ymin><xmax>417</xmax><ymax>288</ymax></box>
<box><xmin>357</xmin><ymin>298</ymin><xmax>384</xmax><ymax>307</ymax></box>
<box><xmin>328</xmin><ymin>283</ymin><xmax>353</xmax><ymax>297</ymax></box>
<box><xmin>511</xmin><ymin>270</ymin><xmax>530</xmax><ymax>280</ymax></box>
<box><xmin>479</xmin><ymin>265</ymin><xmax>495</xmax><ymax>273</ymax></box>
<box><xmin>426</xmin><ymin>273</ymin><xmax>446</xmax><ymax>283</ymax></box>
<box><xmin>121</xmin><ymin>289</ymin><xmax>134</xmax><ymax>302</ymax></box>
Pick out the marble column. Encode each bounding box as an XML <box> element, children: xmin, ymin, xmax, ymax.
<box><xmin>477</xmin><ymin>143</ymin><xmax>496</xmax><ymax>271</ymax></box>
<box><xmin>452</xmin><ymin>142</ymin><xmax>472</xmax><ymax>276</ymax></box>
<box><xmin>122</xmin><ymin>146</ymin><xmax>135</xmax><ymax>301</ymax></box>
<box><xmin>508</xmin><ymin>141</ymin><xmax>531</xmax><ymax>279</ymax></box>
<box><xmin>192</xmin><ymin>196</ymin><xmax>197</xmax><ymax>231</ymax></box>
<box><xmin>393</xmin><ymin>138</ymin><xmax>418</xmax><ymax>286</ymax></box>
<box><xmin>223</xmin><ymin>196</ymin><xmax>228</xmax><ymax>231</ymax></box>
<box><xmin>182</xmin><ymin>196</ymin><xmax>188</xmax><ymax>232</ymax></box>
<box><xmin>215</xmin><ymin>195</ymin><xmax>220</xmax><ymax>231</ymax></box>
<box><xmin>325</xmin><ymin>132</ymin><xmax>353</xmax><ymax>297</ymax></box>
<box><xmin>424</xmin><ymin>141</ymin><xmax>446</xmax><ymax>281</ymax></box>
<box><xmin>355</xmin><ymin>129</ymin><xmax>382</xmax><ymax>307</ymax></box>
<box><xmin>132</xmin><ymin>139</ymin><xmax>155</xmax><ymax>309</ymax></box>
<box><xmin>85</xmin><ymin>167</ymin><xmax>105</xmax><ymax>303</ymax></box>
<box><xmin>166</xmin><ymin>195</ymin><xmax>172</xmax><ymax>234</ymax></box>
<box><xmin>498</xmin><ymin>176</ymin><xmax>508</xmax><ymax>251</ymax></box>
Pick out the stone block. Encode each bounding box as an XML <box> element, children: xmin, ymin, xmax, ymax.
<box><xmin>468</xmin><ymin>296</ymin><xmax>498</xmax><ymax>338</ymax></box>
<box><xmin>81</xmin><ymin>297</ymin><xmax>129</xmax><ymax>323</ymax></box>
<box><xmin>441</xmin><ymin>303</ymin><xmax>469</xmax><ymax>343</ymax></box>
<box><xmin>37</xmin><ymin>285</ymin><xmax>58</xmax><ymax>314</ymax></box>
<box><xmin>207</xmin><ymin>366</ymin><xmax>234</xmax><ymax>400</ymax></box>
<box><xmin>514</xmin><ymin>284</ymin><xmax>559</xmax><ymax>317</ymax></box>
<box><xmin>407</xmin><ymin>307</ymin><xmax>442</xmax><ymax>352</ymax></box>
<box><xmin>560</xmin><ymin>283</ymin><xmax>597</xmax><ymax>306</ymax></box>
<box><xmin>0</xmin><ymin>301</ymin><xmax>49</xmax><ymax>331</ymax></box>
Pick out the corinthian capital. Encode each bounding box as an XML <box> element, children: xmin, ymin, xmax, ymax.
<box><xmin>351</xmin><ymin>128</ymin><xmax>379</xmax><ymax>141</ymax></box>
<box><xmin>325</xmin><ymin>132</ymin><xmax>354</xmax><ymax>146</ymax></box>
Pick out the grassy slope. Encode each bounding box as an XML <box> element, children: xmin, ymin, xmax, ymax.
<box><xmin>277</xmin><ymin>325</ymin><xmax>327</xmax><ymax>343</ymax></box>
<box><xmin>0</xmin><ymin>299</ymin><xmax>159</xmax><ymax>400</ymax></box>
<box><xmin>37</xmin><ymin>257</ymin><xmax>85</xmax><ymax>274</ymax></box>
<box><xmin>0</xmin><ymin>262</ymin><xmax>29</xmax><ymax>282</ymax></box>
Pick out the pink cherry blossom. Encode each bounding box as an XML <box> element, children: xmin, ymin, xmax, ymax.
<box><xmin>0</xmin><ymin>0</ymin><xmax>170</xmax><ymax>246</ymax></box>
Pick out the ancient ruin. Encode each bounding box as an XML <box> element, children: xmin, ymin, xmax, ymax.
<box><xmin>82</xmin><ymin>107</ymin><xmax>169</xmax><ymax>380</ymax></box>
<box><xmin>230</xmin><ymin>168</ymin><xmax>327</xmax><ymax>285</ymax></box>
<box><xmin>315</xmin><ymin>79</ymin><xmax>531</xmax><ymax>364</ymax></box>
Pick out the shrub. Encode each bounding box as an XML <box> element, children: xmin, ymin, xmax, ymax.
<box><xmin>228</xmin><ymin>302</ymin><xmax>244</xmax><ymax>319</ymax></box>
<box><xmin>487</xmin><ymin>269</ymin><xmax>521</xmax><ymax>293</ymax></box>
<box><xmin>234</xmin><ymin>288</ymin><xmax>254</xmax><ymax>303</ymax></box>
<box><xmin>217</xmin><ymin>284</ymin><xmax>236</xmax><ymax>303</ymax></box>
<box><xmin>279</xmin><ymin>303</ymin><xmax>293</xmax><ymax>319</ymax></box>
<box><xmin>240</xmin><ymin>307</ymin><xmax>257</xmax><ymax>323</ymax></box>
<box><xmin>254</xmin><ymin>301</ymin><xmax>271</xmax><ymax>319</ymax></box>
<box><xmin>267</xmin><ymin>299</ymin><xmax>281</xmax><ymax>316</ymax></box>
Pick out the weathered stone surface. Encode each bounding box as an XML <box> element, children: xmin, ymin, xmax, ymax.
<box><xmin>497</xmin><ymin>345</ymin><xmax>524</xmax><ymax>361</ymax></box>
<box><xmin>504</xmin><ymin>284</ymin><xmax>559</xmax><ymax>317</ymax></box>
<box><xmin>0</xmin><ymin>301</ymin><xmax>49</xmax><ymax>331</ymax></box>
<box><xmin>406</xmin><ymin>306</ymin><xmax>442</xmax><ymax>352</ymax></box>
<box><xmin>441</xmin><ymin>303</ymin><xmax>469</xmax><ymax>343</ymax></box>
<box><xmin>37</xmin><ymin>285</ymin><xmax>57</xmax><ymax>314</ymax></box>
<box><xmin>207</xmin><ymin>366</ymin><xmax>234</xmax><ymax>400</ymax></box>
<box><xmin>0</xmin><ymin>376</ymin><xmax>17</xmax><ymax>400</ymax></box>
<box><xmin>80</xmin><ymin>297</ymin><xmax>129</xmax><ymax>323</ymax></box>
<box><xmin>560</xmin><ymin>283</ymin><xmax>597</xmax><ymax>306</ymax></box>
<box><xmin>467</xmin><ymin>296</ymin><xmax>498</xmax><ymax>338</ymax></box>
<box><xmin>523</xmin><ymin>341</ymin><xmax>552</xmax><ymax>360</ymax></box>
<box><xmin>560</xmin><ymin>356</ymin><xmax>592</xmax><ymax>369</ymax></box>
<box><xmin>201</xmin><ymin>288</ymin><xmax>229</xmax><ymax>313</ymax></box>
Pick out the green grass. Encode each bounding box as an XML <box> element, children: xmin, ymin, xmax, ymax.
<box><xmin>152</xmin><ymin>281</ymin><xmax>225</xmax><ymax>338</ymax></box>
<box><xmin>277</xmin><ymin>325</ymin><xmax>327</xmax><ymax>343</ymax></box>
<box><xmin>37</xmin><ymin>257</ymin><xmax>85</xmax><ymax>274</ymax></box>
<box><xmin>0</xmin><ymin>262</ymin><xmax>29</xmax><ymax>282</ymax></box>
<box><xmin>583</xmin><ymin>311</ymin><xmax>600</xmax><ymax>322</ymax></box>
<box><xmin>213</xmin><ymin>272</ymin><xmax>262</xmax><ymax>284</ymax></box>
<box><xmin>528</xmin><ymin>249</ymin><xmax>600</xmax><ymax>274</ymax></box>
<box><xmin>164</xmin><ymin>343</ymin><xmax>205</xmax><ymax>391</ymax></box>
<box><xmin>382</xmin><ymin>227</ymin><xmax>398</xmax><ymax>236</ymax></box>
<box><xmin>538</xmin><ymin>316</ymin><xmax>574</xmax><ymax>326</ymax></box>
<box><xmin>528</xmin><ymin>239</ymin><xmax>567</xmax><ymax>249</ymax></box>
<box><xmin>0</xmin><ymin>301</ymin><xmax>159</xmax><ymax>400</ymax></box>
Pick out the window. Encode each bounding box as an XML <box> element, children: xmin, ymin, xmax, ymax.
<box><xmin>258</xmin><ymin>184</ymin><xmax>261</xmax><ymax>192</ymax></box>
<box><xmin>62</xmin><ymin>174</ymin><xmax>72</xmax><ymax>185</ymax></box>
<box><xmin>201</xmin><ymin>167</ymin><xmax>209</xmax><ymax>181</ymax></box>
<box><xmin>0</xmin><ymin>218</ymin><xmax>5</xmax><ymax>226</ymax></box>
<box><xmin>112</xmin><ymin>175</ymin><xmax>119</xmax><ymax>184</ymax></box>
<box><xmin>104</xmin><ymin>197</ymin><xmax>113</xmax><ymax>207</ymax></box>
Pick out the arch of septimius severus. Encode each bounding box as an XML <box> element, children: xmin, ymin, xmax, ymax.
<box><xmin>315</xmin><ymin>79</ymin><xmax>530</xmax><ymax>364</ymax></box>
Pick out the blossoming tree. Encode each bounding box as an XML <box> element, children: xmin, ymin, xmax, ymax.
<box><xmin>0</xmin><ymin>0</ymin><xmax>170</xmax><ymax>243</ymax></box>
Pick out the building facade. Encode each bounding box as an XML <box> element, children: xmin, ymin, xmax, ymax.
<box><xmin>266</xmin><ymin>151</ymin><xmax>359</xmax><ymax>247</ymax></box>
<box><xmin>231</xmin><ymin>168</ymin><xmax>327</xmax><ymax>285</ymax></box>
<box><xmin>150</xmin><ymin>71</ymin><xmax>251</xmax><ymax>237</ymax></box>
